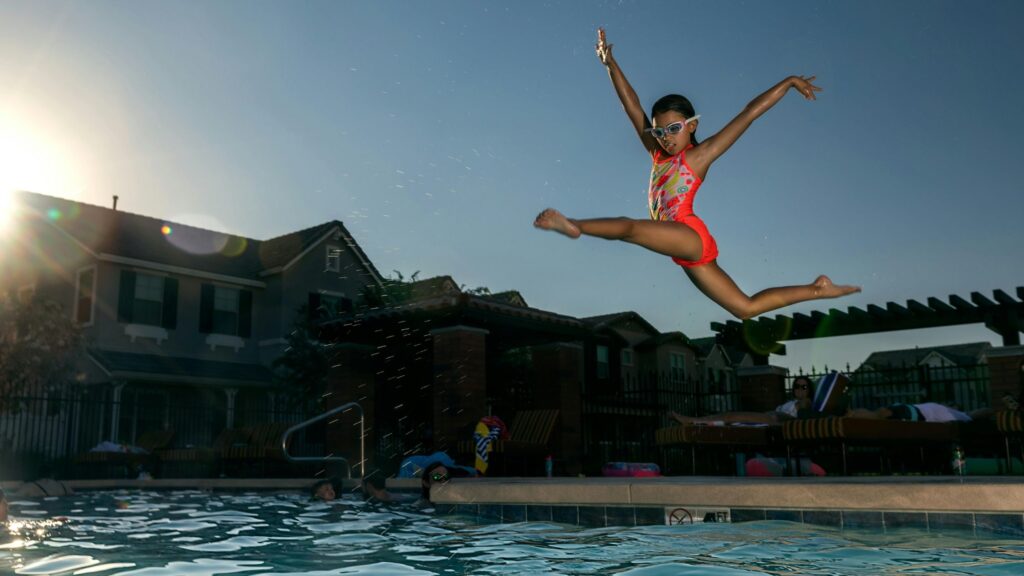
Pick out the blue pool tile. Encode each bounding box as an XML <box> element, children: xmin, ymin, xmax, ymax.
<box><xmin>454</xmin><ymin>503</ymin><xmax>478</xmax><ymax>517</ymax></box>
<box><xmin>551</xmin><ymin>506</ymin><xmax>579</xmax><ymax>525</ymax></box>
<box><xmin>843</xmin><ymin>511</ymin><xmax>883</xmax><ymax>529</ymax></box>
<box><xmin>730</xmin><ymin>508</ymin><xmax>767</xmax><ymax>523</ymax></box>
<box><xmin>928</xmin><ymin>512</ymin><xmax>975</xmax><ymax>534</ymax></box>
<box><xmin>605</xmin><ymin>507</ymin><xmax>636</xmax><ymax>527</ymax></box>
<box><xmin>578</xmin><ymin>506</ymin><xmax>607</xmax><ymax>527</ymax></box>
<box><xmin>802</xmin><ymin>510</ymin><xmax>842</xmax><ymax>528</ymax></box>
<box><xmin>766</xmin><ymin>509</ymin><xmax>801</xmax><ymax>523</ymax></box>
<box><xmin>526</xmin><ymin>505</ymin><xmax>552</xmax><ymax>522</ymax></box>
<box><xmin>635</xmin><ymin>507</ymin><xmax>666</xmax><ymax>526</ymax></box>
<box><xmin>502</xmin><ymin>505</ymin><xmax>526</xmax><ymax>523</ymax></box>
<box><xmin>883</xmin><ymin>512</ymin><xmax>928</xmax><ymax>530</ymax></box>
<box><xmin>479</xmin><ymin>504</ymin><xmax>502</xmax><ymax>522</ymax></box>
<box><xmin>975</xmin><ymin>513</ymin><xmax>1024</xmax><ymax>538</ymax></box>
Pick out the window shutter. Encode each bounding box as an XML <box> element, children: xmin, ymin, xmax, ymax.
<box><xmin>199</xmin><ymin>283</ymin><xmax>214</xmax><ymax>333</ymax></box>
<box><xmin>161</xmin><ymin>278</ymin><xmax>178</xmax><ymax>329</ymax></box>
<box><xmin>238</xmin><ymin>289</ymin><xmax>252</xmax><ymax>338</ymax></box>
<box><xmin>117</xmin><ymin>270</ymin><xmax>136</xmax><ymax>323</ymax></box>
<box><xmin>308</xmin><ymin>293</ymin><xmax>321</xmax><ymax>321</ymax></box>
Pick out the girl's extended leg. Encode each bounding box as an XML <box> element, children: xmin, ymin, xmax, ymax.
<box><xmin>669</xmin><ymin>410</ymin><xmax>780</xmax><ymax>425</ymax></box>
<box><xmin>534</xmin><ymin>208</ymin><xmax>704</xmax><ymax>261</ymax></box>
<box><xmin>685</xmin><ymin>261</ymin><xmax>860</xmax><ymax>320</ymax></box>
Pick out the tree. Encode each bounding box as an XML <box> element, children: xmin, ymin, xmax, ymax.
<box><xmin>0</xmin><ymin>294</ymin><xmax>84</xmax><ymax>412</ymax></box>
<box><xmin>272</xmin><ymin>306</ymin><xmax>330</xmax><ymax>409</ymax></box>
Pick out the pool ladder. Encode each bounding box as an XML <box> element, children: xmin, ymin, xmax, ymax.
<box><xmin>280</xmin><ymin>401</ymin><xmax>364</xmax><ymax>480</ymax></box>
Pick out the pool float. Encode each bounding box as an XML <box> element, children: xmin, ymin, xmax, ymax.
<box><xmin>601</xmin><ymin>462</ymin><xmax>661</xmax><ymax>477</ymax></box>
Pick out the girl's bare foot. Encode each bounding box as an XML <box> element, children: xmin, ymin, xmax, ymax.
<box><xmin>812</xmin><ymin>275</ymin><xmax>860</xmax><ymax>298</ymax></box>
<box><xmin>669</xmin><ymin>410</ymin><xmax>695</xmax><ymax>425</ymax></box>
<box><xmin>534</xmin><ymin>208</ymin><xmax>581</xmax><ymax>239</ymax></box>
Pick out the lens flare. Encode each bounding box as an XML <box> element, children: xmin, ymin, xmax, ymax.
<box><xmin>161</xmin><ymin>224</ymin><xmax>172</xmax><ymax>235</ymax></box>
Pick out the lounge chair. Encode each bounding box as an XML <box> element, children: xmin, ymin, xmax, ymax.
<box><xmin>782</xmin><ymin>416</ymin><xmax>961</xmax><ymax>475</ymax></box>
<box><xmin>75</xmin><ymin>428</ymin><xmax>176</xmax><ymax>479</ymax></box>
<box><xmin>456</xmin><ymin>409</ymin><xmax>560</xmax><ymax>476</ymax></box>
<box><xmin>655</xmin><ymin>423</ymin><xmax>781</xmax><ymax>475</ymax></box>
<box><xmin>219</xmin><ymin>422</ymin><xmax>294</xmax><ymax>477</ymax></box>
<box><xmin>157</xmin><ymin>427</ymin><xmax>252</xmax><ymax>478</ymax></box>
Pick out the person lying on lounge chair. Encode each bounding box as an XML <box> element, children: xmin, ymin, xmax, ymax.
<box><xmin>847</xmin><ymin>402</ymin><xmax>976</xmax><ymax>423</ymax></box>
<box><xmin>669</xmin><ymin>376</ymin><xmax>815</xmax><ymax>425</ymax></box>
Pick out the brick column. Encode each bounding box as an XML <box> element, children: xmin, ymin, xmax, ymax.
<box><xmin>735</xmin><ymin>365</ymin><xmax>787</xmax><ymax>412</ymax></box>
<box><xmin>532</xmin><ymin>342</ymin><xmax>584</xmax><ymax>476</ymax></box>
<box><xmin>430</xmin><ymin>326</ymin><xmax>489</xmax><ymax>454</ymax></box>
<box><xmin>987</xmin><ymin>345</ymin><xmax>1024</xmax><ymax>407</ymax></box>
<box><xmin>324</xmin><ymin>343</ymin><xmax>375</xmax><ymax>478</ymax></box>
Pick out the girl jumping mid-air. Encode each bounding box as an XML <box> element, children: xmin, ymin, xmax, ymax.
<box><xmin>535</xmin><ymin>28</ymin><xmax>859</xmax><ymax>319</ymax></box>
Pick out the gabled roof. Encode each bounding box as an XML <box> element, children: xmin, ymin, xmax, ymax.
<box><xmin>406</xmin><ymin>276</ymin><xmax>461</xmax><ymax>300</ymax></box>
<box><xmin>582</xmin><ymin>311</ymin><xmax>660</xmax><ymax>336</ymax></box>
<box><xmin>481</xmin><ymin>290</ymin><xmax>528</xmax><ymax>308</ymax></box>
<box><xmin>13</xmin><ymin>191</ymin><xmax>383</xmax><ymax>283</ymax></box>
<box><xmin>636</xmin><ymin>331</ymin><xmax>692</xmax><ymax>350</ymax></box>
<box><xmin>690</xmin><ymin>336</ymin><xmax>749</xmax><ymax>365</ymax></box>
<box><xmin>859</xmin><ymin>342</ymin><xmax>992</xmax><ymax>370</ymax></box>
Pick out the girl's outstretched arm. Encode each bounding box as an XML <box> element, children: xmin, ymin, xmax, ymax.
<box><xmin>688</xmin><ymin>75</ymin><xmax>821</xmax><ymax>176</ymax></box>
<box><xmin>596</xmin><ymin>28</ymin><xmax>661</xmax><ymax>155</ymax></box>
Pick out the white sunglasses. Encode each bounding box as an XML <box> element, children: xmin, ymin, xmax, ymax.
<box><xmin>645</xmin><ymin>115</ymin><xmax>700</xmax><ymax>139</ymax></box>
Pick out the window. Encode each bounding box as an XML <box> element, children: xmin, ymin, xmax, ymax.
<box><xmin>621</xmin><ymin>349</ymin><xmax>634</xmax><ymax>367</ymax></box>
<box><xmin>326</xmin><ymin>245</ymin><xmax>342</xmax><ymax>272</ymax></box>
<box><xmin>118</xmin><ymin>270</ymin><xmax>178</xmax><ymax>328</ymax></box>
<box><xmin>320</xmin><ymin>294</ymin><xmax>353</xmax><ymax>317</ymax></box>
<box><xmin>200</xmin><ymin>283</ymin><xmax>251</xmax><ymax>337</ymax></box>
<box><xmin>133</xmin><ymin>273</ymin><xmax>165</xmax><ymax>326</ymax></box>
<box><xmin>596</xmin><ymin>345</ymin><xmax>610</xmax><ymax>379</ymax></box>
<box><xmin>212</xmin><ymin>286</ymin><xmax>240</xmax><ymax>335</ymax></box>
<box><xmin>309</xmin><ymin>292</ymin><xmax>353</xmax><ymax>320</ymax></box>
<box><xmin>75</xmin><ymin>267</ymin><xmax>96</xmax><ymax>324</ymax></box>
<box><xmin>670</xmin><ymin>353</ymin><xmax>686</xmax><ymax>384</ymax></box>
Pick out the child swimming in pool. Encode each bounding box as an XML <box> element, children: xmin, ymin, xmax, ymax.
<box><xmin>534</xmin><ymin>28</ymin><xmax>860</xmax><ymax>319</ymax></box>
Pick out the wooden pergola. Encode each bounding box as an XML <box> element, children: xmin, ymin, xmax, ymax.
<box><xmin>711</xmin><ymin>286</ymin><xmax>1024</xmax><ymax>364</ymax></box>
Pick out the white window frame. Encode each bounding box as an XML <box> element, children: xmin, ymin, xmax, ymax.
<box><xmin>212</xmin><ymin>285</ymin><xmax>241</xmax><ymax>336</ymax></box>
<box><xmin>325</xmin><ymin>245</ymin><xmax>342</xmax><ymax>272</ymax></box>
<box><xmin>132</xmin><ymin>272</ymin><xmax>165</xmax><ymax>327</ymax></box>
<box><xmin>596</xmin><ymin>345</ymin><xmax>610</xmax><ymax>379</ymax></box>
<box><xmin>74</xmin><ymin>266</ymin><xmax>97</xmax><ymax>326</ymax></box>
<box><xmin>670</xmin><ymin>352</ymin><xmax>686</xmax><ymax>384</ymax></box>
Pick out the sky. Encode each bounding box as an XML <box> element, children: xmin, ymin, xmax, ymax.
<box><xmin>1</xmin><ymin>0</ymin><xmax>1022</xmax><ymax>373</ymax></box>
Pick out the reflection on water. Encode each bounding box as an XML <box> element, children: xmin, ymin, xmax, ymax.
<box><xmin>1</xmin><ymin>491</ymin><xmax>1023</xmax><ymax>575</ymax></box>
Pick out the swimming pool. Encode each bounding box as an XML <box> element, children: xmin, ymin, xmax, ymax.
<box><xmin>2</xmin><ymin>490</ymin><xmax>1022</xmax><ymax>575</ymax></box>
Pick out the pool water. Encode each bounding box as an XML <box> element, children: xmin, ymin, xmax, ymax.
<box><xmin>1</xmin><ymin>490</ymin><xmax>1022</xmax><ymax>575</ymax></box>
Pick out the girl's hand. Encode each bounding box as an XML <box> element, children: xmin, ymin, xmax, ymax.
<box><xmin>596</xmin><ymin>27</ymin><xmax>613</xmax><ymax>66</ymax></box>
<box><xmin>790</xmin><ymin>75</ymin><xmax>822</xmax><ymax>100</ymax></box>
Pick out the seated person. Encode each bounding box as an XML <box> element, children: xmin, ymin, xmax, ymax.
<box><xmin>847</xmin><ymin>402</ymin><xmax>972</xmax><ymax>423</ymax></box>
<box><xmin>668</xmin><ymin>376</ymin><xmax>814</xmax><ymax>425</ymax></box>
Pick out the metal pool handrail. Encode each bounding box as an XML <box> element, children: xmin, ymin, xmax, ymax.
<box><xmin>280</xmin><ymin>402</ymin><xmax>364</xmax><ymax>480</ymax></box>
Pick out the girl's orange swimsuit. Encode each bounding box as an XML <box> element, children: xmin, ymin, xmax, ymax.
<box><xmin>649</xmin><ymin>145</ymin><xmax>719</xmax><ymax>268</ymax></box>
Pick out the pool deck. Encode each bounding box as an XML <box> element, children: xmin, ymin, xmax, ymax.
<box><xmin>425</xmin><ymin>475</ymin><xmax>1024</xmax><ymax>514</ymax></box>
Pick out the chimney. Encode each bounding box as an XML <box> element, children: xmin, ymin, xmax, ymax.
<box><xmin>112</xmin><ymin>195</ymin><xmax>119</xmax><ymax>211</ymax></box>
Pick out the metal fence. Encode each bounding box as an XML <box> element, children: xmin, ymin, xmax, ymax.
<box><xmin>0</xmin><ymin>382</ymin><xmax>326</xmax><ymax>481</ymax></box>
<box><xmin>581</xmin><ymin>370</ymin><xmax>742</xmax><ymax>471</ymax></box>
<box><xmin>791</xmin><ymin>362</ymin><xmax>991</xmax><ymax>412</ymax></box>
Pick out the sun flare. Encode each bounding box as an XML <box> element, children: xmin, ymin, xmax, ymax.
<box><xmin>0</xmin><ymin>112</ymin><xmax>80</xmax><ymax>233</ymax></box>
